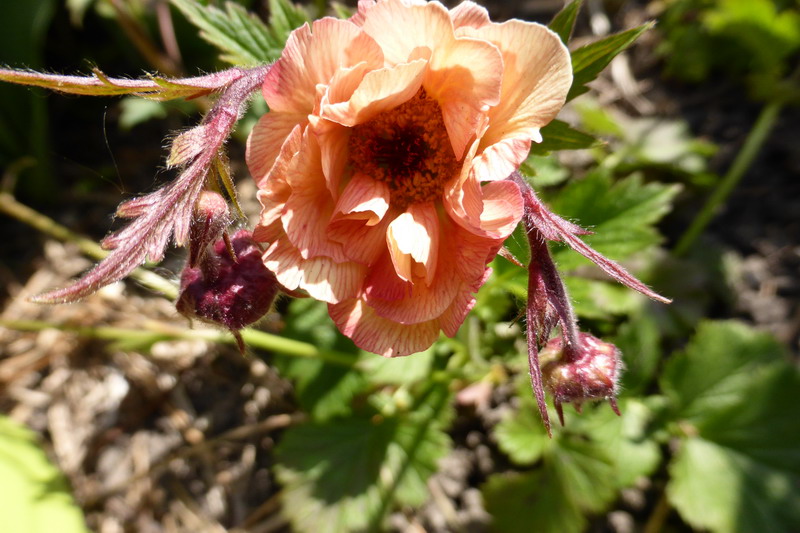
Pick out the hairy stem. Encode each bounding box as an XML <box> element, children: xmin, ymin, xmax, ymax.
<box><xmin>0</xmin><ymin>192</ymin><xmax>178</xmax><ymax>299</ymax></box>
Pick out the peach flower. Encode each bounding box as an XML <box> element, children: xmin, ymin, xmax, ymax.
<box><xmin>247</xmin><ymin>0</ymin><xmax>572</xmax><ymax>356</ymax></box>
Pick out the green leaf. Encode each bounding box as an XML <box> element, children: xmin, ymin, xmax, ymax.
<box><xmin>529</xmin><ymin>119</ymin><xmax>598</xmax><ymax>156</ymax></box>
<box><xmin>563</xmin><ymin>276</ymin><xmax>644</xmax><ymax>319</ymax></box>
<box><xmin>494</xmin><ymin>404</ymin><xmax>548</xmax><ymax>466</ymax></box>
<box><xmin>170</xmin><ymin>0</ymin><xmax>308</xmax><ymax>65</ymax></box>
<box><xmin>614</xmin><ymin>314</ymin><xmax>662</xmax><ymax>394</ymax></box>
<box><xmin>275</xmin><ymin>387</ymin><xmax>451</xmax><ymax>533</ymax></box>
<box><xmin>520</xmin><ymin>154</ymin><xmax>570</xmax><ymax>188</ymax></box>
<box><xmin>549</xmin><ymin>170</ymin><xmax>680</xmax><ymax>269</ymax></box>
<box><xmin>483</xmin><ymin>468</ymin><xmax>584</xmax><ymax>533</ymax></box>
<box><xmin>660</xmin><ymin>320</ymin><xmax>786</xmax><ymax>424</ymax></box>
<box><xmin>275</xmin><ymin>299</ymin><xmax>363</xmax><ymax>421</ymax></box>
<box><xmin>484</xmin><ymin>433</ymin><xmax>616</xmax><ymax>533</ymax></box>
<box><xmin>548</xmin><ymin>0</ymin><xmax>583</xmax><ymax>44</ymax></box>
<box><xmin>662</xmin><ymin>321</ymin><xmax>800</xmax><ymax>533</ymax></box>
<box><xmin>568</xmin><ymin>22</ymin><xmax>654</xmax><ymax>101</ymax></box>
<box><xmin>0</xmin><ymin>416</ymin><xmax>89</xmax><ymax>533</ymax></box>
<box><xmin>359</xmin><ymin>346</ymin><xmax>435</xmax><ymax>386</ymax></box>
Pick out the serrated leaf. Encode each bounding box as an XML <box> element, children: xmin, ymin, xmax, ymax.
<box><xmin>563</xmin><ymin>276</ymin><xmax>644</xmax><ymax>319</ymax></box>
<box><xmin>669</xmin><ymin>433</ymin><xmax>800</xmax><ymax>533</ymax></box>
<box><xmin>529</xmin><ymin>119</ymin><xmax>598</xmax><ymax>156</ymax></box>
<box><xmin>484</xmin><ymin>433</ymin><xmax>616</xmax><ymax>533</ymax></box>
<box><xmin>275</xmin><ymin>387</ymin><xmax>451</xmax><ymax>533</ymax></box>
<box><xmin>0</xmin><ymin>416</ymin><xmax>89</xmax><ymax>533</ymax></box>
<box><xmin>171</xmin><ymin>0</ymin><xmax>307</xmax><ymax>65</ymax></box>
<box><xmin>662</xmin><ymin>321</ymin><xmax>800</xmax><ymax>533</ymax></box>
<box><xmin>549</xmin><ymin>0</ymin><xmax>583</xmax><ymax>44</ymax></box>
<box><xmin>483</xmin><ymin>469</ymin><xmax>584</xmax><ymax>533</ymax></box>
<box><xmin>549</xmin><ymin>171</ymin><xmax>680</xmax><ymax>269</ymax></box>
<box><xmin>568</xmin><ymin>23</ymin><xmax>654</xmax><ymax>101</ymax></box>
<box><xmin>494</xmin><ymin>405</ymin><xmax>548</xmax><ymax>466</ymax></box>
<box><xmin>660</xmin><ymin>320</ymin><xmax>787</xmax><ymax>424</ymax></box>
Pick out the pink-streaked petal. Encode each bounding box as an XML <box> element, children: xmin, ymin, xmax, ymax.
<box><xmin>281</xmin><ymin>133</ymin><xmax>348</xmax><ymax>262</ymax></box>
<box><xmin>479</xmin><ymin>179</ymin><xmax>523</xmax><ymax>238</ymax></box>
<box><xmin>253</xmin><ymin>190</ymin><xmax>285</xmax><ymax>244</ymax></box>
<box><xmin>450</xmin><ymin>1</ymin><xmax>491</xmax><ymax>30</ymax></box>
<box><xmin>363</xmin><ymin>249</ymin><xmax>412</xmax><ymax>302</ymax></box>
<box><xmin>328</xmin><ymin>213</ymin><xmax>392</xmax><ymax>266</ymax></box>
<box><xmin>322</xmin><ymin>61</ymin><xmax>373</xmax><ymax>111</ymax></box>
<box><xmin>386</xmin><ymin>202</ymin><xmax>440</xmax><ymax>285</ymax></box>
<box><xmin>332</xmin><ymin>172</ymin><xmax>391</xmax><ymax>225</ymax></box>
<box><xmin>309</xmin><ymin>115</ymin><xmax>351</xmax><ymax>200</ymax></box>
<box><xmin>471</xmin><ymin>137</ymin><xmax>532</xmax><ymax>182</ymax></box>
<box><xmin>329</xmin><ymin>298</ymin><xmax>441</xmax><ymax>357</ymax></box>
<box><xmin>262</xmin><ymin>17</ymin><xmax>383</xmax><ymax>114</ymax></box>
<box><xmin>463</xmin><ymin>21</ymin><xmax>572</xmax><ymax>170</ymax></box>
<box><xmin>263</xmin><ymin>238</ymin><xmax>364</xmax><ymax>304</ymax></box>
<box><xmin>321</xmin><ymin>59</ymin><xmax>427</xmax><ymax>126</ymax></box>
<box><xmin>439</xmin><ymin>286</ymin><xmax>479</xmax><ymax>336</ymax></box>
<box><xmin>424</xmin><ymin>37</ymin><xmax>502</xmax><ymax>159</ymax></box>
<box><xmin>246</xmin><ymin>113</ymin><xmax>305</xmax><ymax>188</ymax></box>
<box><xmin>359</xmin><ymin>0</ymin><xmax>454</xmax><ymax>66</ymax></box>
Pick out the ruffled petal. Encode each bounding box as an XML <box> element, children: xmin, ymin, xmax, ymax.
<box><xmin>385</xmin><ymin>202</ymin><xmax>439</xmax><ymax>285</ymax></box>
<box><xmin>450</xmin><ymin>1</ymin><xmax>491</xmax><ymax>30</ymax></box>
<box><xmin>281</xmin><ymin>131</ymin><xmax>348</xmax><ymax>262</ymax></box>
<box><xmin>478</xmin><ymin>179</ymin><xmax>523</xmax><ymax>238</ymax></box>
<box><xmin>461</xmin><ymin>21</ymin><xmax>572</xmax><ymax>178</ymax></box>
<box><xmin>263</xmin><ymin>237</ymin><xmax>365</xmax><ymax>303</ymax></box>
<box><xmin>262</xmin><ymin>17</ymin><xmax>384</xmax><ymax>114</ymax></box>
<box><xmin>321</xmin><ymin>59</ymin><xmax>427</xmax><ymax>126</ymax></box>
<box><xmin>246</xmin><ymin>113</ymin><xmax>305</xmax><ymax>188</ymax></box>
<box><xmin>329</xmin><ymin>298</ymin><xmax>441</xmax><ymax>357</ymax></box>
<box><xmin>332</xmin><ymin>172</ymin><xmax>391</xmax><ymax>226</ymax></box>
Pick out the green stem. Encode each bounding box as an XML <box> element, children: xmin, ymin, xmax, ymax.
<box><xmin>674</xmin><ymin>100</ymin><xmax>783</xmax><ymax>257</ymax></box>
<box><xmin>0</xmin><ymin>192</ymin><xmax>179</xmax><ymax>299</ymax></box>
<box><xmin>0</xmin><ymin>318</ymin><xmax>358</xmax><ymax>368</ymax></box>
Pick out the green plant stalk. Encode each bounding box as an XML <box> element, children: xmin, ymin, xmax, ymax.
<box><xmin>674</xmin><ymin>100</ymin><xmax>783</xmax><ymax>257</ymax></box>
<box><xmin>0</xmin><ymin>318</ymin><xmax>358</xmax><ymax>367</ymax></box>
<box><xmin>0</xmin><ymin>192</ymin><xmax>179</xmax><ymax>299</ymax></box>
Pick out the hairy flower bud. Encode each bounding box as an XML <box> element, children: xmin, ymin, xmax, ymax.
<box><xmin>539</xmin><ymin>333</ymin><xmax>622</xmax><ymax>425</ymax></box>
<box><xmin>177</xmin><ymin>229</ymin><xmax>278</xmax><ymax>352</ymax></box>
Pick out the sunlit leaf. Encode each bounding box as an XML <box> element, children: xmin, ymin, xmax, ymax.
<box><xmin>0</xmin><ymin>416</ymin><xmax>89</xmax><ymax>533</ymax></box>
<box><xmin>275</xmin><ymin>387</ymin><xmax>451</xmax><ymax>533</ymax></box>
<box><xmin>549</xmin><ymin>0</ymin><xmax>583</xmax><ymax>44</ymax></box>
<box><xmin>568</xmin><ymin>23</ymin><xmax>654</xmax><ymax>101</ymax></box>
<box><xmin>530</xmin><ymin>119</ymin><xmax>598</xmax><ymax>156</ymax></box>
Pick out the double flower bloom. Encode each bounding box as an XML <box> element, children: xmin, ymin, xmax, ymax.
<box><xmin>248</xmin><ymin>0</ymin><xmax>572</xmax><ymax>355</ymax></box>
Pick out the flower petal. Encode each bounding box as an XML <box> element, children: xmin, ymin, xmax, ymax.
<box><xmin>262</xmin><ymin>17</ymin><xmax>383</xmax><ymax>114</ymax></box>
<box><xmin>450</xmin><ymin>1</ymin><xmax>491</xmax><ymax>30</ymax></box>
<box><xmin>246</xmin><ymin>113</ymin><xmax>305</xmax><ymax>188</ymax></box>
<box><xmin>479</xmin><ymin>179</ymin><xmax>523</xmax><ymax>238</ymax></box>
<box><xmin>263</xmin><ymin>237</ymin><xmax>365</xmax><ymax>303</ymax></box>
<box><xmin>321</xmin><ymin>59</ymin><xmax>427</xmax><ymax>126</ymax></box>
<box><xmin>329</xmin><ymin>298</ymin><xmax>441</xmax><ymax>357</ymax></box>
<box><xmin>386</xmin><ymin>202</ymin><xmax>439</xmax><ymax>285</ymax></box>
<box><xmin>462</xmin><ymin>21</ymin><xmax>572</xmax><ymax>179</ymax></box>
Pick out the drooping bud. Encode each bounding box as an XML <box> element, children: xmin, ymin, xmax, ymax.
<box><xmin>176</xmin><ymin>229</ymin><xmax>278</xmax><ymax>352</ymax></box>
<box><xmin>539</xmin><ymin>333</ymin><xmax>623</xmax><ymax>425</ymax></box>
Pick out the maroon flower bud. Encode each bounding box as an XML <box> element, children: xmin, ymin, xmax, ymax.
<box><xmin>539</xmin><ymin>333</ymin><xmax>623</xmax><ymax>425</ymax></box>
<box><xmin>177</xmin><ymin>229</ymin><xmax>278</xmax><ymax>352</ymax></box>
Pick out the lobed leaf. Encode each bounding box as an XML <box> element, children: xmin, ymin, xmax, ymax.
<box><xmin>275</xmin><ymin>386</ymin><xmax>452</xmax><ymax>533</ymax></box>
<box><xmin>549</xmin><ymin>170</ymin><xmax>680</xmax><ymax>270</ymax></box>
<box><xmin>662</xmin><ymin>321</ymin><xmax>800</xmax><ymax>533</ymax></box>
<box><xmin>170</xmin><ymin>0</ymin><xmax>309</xmax><ymax>65</ymax></box>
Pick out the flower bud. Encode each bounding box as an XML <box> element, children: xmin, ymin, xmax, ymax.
<box><xmin>539</xmin><ymin>333</ymin><xmax>622</xmax><ymax>425</ymax></box>
<box><xmin>177</xmin><ymin>229</ymin><xmax>278</xmax><ymax>352</ymax></box>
